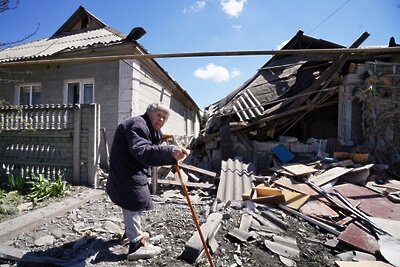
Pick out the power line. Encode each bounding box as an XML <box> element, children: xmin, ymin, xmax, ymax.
<box><xmin>308</xmin><ymin>0</ymin><xmax>352</xmax><ymax>34</ymax></box>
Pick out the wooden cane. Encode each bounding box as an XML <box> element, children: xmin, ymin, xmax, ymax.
<box><xmin>175</xmin><ymin>165</ymin><xmax>215</xmax><ymax>267</ymax></box>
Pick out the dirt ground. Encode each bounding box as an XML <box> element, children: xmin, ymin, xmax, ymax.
<box><xmin>1</xmin><ymin>185</ymin><xmax>341</xmax><ymax>267</ymax></box>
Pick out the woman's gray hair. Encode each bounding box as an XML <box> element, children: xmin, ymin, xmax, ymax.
<box><xmin>146</xmin><ymin>102</ymin><xmax>170</xmax><ymax>115</ymax></box>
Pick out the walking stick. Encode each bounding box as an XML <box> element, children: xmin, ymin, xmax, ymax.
<box><xmin>175</xmin><ymin>165</ymin><xmax>215</xmax><ymax>267</ymax></box>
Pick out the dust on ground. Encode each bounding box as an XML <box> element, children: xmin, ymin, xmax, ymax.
<box><xmin>2</xmin><ymin>185</ymin><xmax>339</xmax><ymax>267</ymax></box>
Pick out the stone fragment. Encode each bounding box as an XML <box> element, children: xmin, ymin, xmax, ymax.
<box><xmin>34</xmin><ymin>235</ymin><xmax>54</xmax><ymax>247</ymax></box>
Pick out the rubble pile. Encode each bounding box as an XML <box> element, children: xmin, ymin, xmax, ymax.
<box><xmin>0</xmin><ymin>143</ymin><xmax>399</xmax><ymax>266</ymax></box>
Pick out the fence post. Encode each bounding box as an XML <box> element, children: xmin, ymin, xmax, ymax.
<box><xmin>73</xmin><ymin>105</ymin><xmax>81</xmax><ymax>185</ymax></box>
<box><xmin>87</xmin><ymin>104</ymin><xmax>98</xmax><ymax>187</ymax></box>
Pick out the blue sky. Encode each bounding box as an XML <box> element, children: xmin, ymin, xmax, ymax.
<box><xmin>1</xmin><ymin>0</ymin><xmax>399</xmax><ymax>108</ymax></box>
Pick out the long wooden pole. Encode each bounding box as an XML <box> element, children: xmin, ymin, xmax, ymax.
<box><xmin>176</xmin><ymin>165</ymin><xmax>215</xmax><ymax>267</ymax></box>
<box><xmin>2</xmin><ymin>46</ymin><xmax>400</xmax><ymax>66</ymax></box>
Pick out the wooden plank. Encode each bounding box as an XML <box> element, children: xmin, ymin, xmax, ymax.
<box><xmin>282</xmin><ymin>190</ymin><xmax>310</xmax><ymax>210</ymax></box>
<box><xmin>273</xmin><ymin>177</ymin><xmax>317</xmax><ymax>197</ymax></box>
<box><xmin>309</xmin><ymin>167</ymin><xmax>353</xmax><ymax>186</ymax></box>
<box><xmin>282</xmin><ymin>164</ymin><xmax>318</xmax><ymax>177</ymax></box>
<box><xmin>178</xmin><ymin>162</ymin><xmax>217</xmax><ymax>177</ymax></box>
<box><xmin>287</xmin><ymin>32</ymin><xmax>370</xmax><ymax>109</ymax></box>
<box><xmin>337</xmin><ymin>216</ymin><xmax>354</xmax><ymax>227</ymax></box>
<box><xmin>157</xmin><ymin>179</ymin><xmax>214</xmax><ymax>189</ymax></box>
<box><xmin>151</xmin><ymin>166</ymin><xmax>158</xmax><ymax>194</ymax></box>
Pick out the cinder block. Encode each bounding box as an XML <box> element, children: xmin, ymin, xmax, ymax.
<box><xmin>253</xmin><ymin>141</ymin><xmax>279</xmax><ymax>152</ymax></box>
<box><xmin>290</xmin><ymin>142</ymin><xmax>310</xmax><ymax>153</ymax></box>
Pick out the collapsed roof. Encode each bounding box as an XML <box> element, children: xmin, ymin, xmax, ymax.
<box><xmin>202</xmin><ymin>30</ymin><xmax>399</xmax><ymax>140</ymax></box>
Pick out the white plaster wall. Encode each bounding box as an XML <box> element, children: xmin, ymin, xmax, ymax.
<box><xmin>116</xmin><ymin>59</ymin><xmax>199</xmax><ymax>142</ymax></box>
<box><xmin>118</xmin><ymin>60</ymin><xmax>137</xmax><ymax>123</ymax></box>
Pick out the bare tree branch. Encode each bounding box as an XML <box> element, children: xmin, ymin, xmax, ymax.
<box><xmin>0</xmin><ymin>23</ymin><xmax>40</xmax><ymax>47</ymax></box>
<box><xmin>0</xmin><ymin>0</ymin><xmax>19</xmax><ymax>13</ymax></box>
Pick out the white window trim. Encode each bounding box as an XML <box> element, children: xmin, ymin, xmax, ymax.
<box><xmin>63</xmin><ymin>78</ymin><xmax>95</xmax><ymax>104</ymax></box>
<box><xmin>15</xmin><ymin>82</ymin><xmax>41</xmax><ymax>105</ymax></box>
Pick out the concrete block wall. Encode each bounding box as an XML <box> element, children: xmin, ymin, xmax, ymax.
<box><xmin>0</xmin><ymin>104</ymin><xmax>99</xmax><ymax>187</ymax></box>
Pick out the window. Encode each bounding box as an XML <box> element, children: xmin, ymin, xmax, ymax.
<box><xmin>64</xmin><ymin>79</ymin><xmax>94</xmax><ymax>104</ymax></box>
<box><xmin>18</xmin><ymin>84</ymin><xmax>41</xmax><ymax>105</ymax></box>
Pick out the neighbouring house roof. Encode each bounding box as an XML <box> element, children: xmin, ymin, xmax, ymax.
<box><xmin>203</xmin><ymin>30</ymin><xmax>376</xmax><ymax>135</ymax></box>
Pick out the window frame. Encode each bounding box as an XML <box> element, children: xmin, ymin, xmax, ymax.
<box><xmin>16</xmin><ymin>83</ymin><xmax>42</xmax><ymax>105</ymax></box>
<box><xmin>63</xmin><ymin>78</ymin><xmax>95</xmax><ymax>105</ymax></box>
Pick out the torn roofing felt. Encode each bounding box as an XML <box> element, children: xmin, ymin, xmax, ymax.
<box><xmin>203</xmin><ymin>30</ymin><xmax>357</xmax><ymax>135</ymax></box>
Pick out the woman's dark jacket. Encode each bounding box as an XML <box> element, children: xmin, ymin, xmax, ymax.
<box><xmin>106</xmin><ymin>113</ymin><xmax>174</xmax><ymax>211</ymax></box>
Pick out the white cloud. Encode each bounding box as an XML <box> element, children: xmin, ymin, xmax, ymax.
<box><xmin>276</xmin><ymin>39</ymin><xmax>290</xmax><ymax>50</ymax></box>
<box><xmin>220</xmin><ymin>0</ymin><xmax>247</xmax><ymax>18</ymax></box>
<box><xmin>183</xmin><ymin>1</ymin><xmax>206</xmax><ymax>14</ymax></box>
<box><xmin>232</xmin><ymin>25</ymin><xmax>242</xmax><ymax>30</ymax></box>
<box><xmin>194</xmin><ymin>63</ymin><xmax>241</xmax><ymax>83</ymax></box>
<box><xmin>231</xmin><ymin>68</ymin><xmax>241</xmax><ymax>78</ymax></box>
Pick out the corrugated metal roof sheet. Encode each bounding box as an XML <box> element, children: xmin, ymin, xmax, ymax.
<box><xmin>232</xmin><ymin>90</ymin><xmax>264</xmax><ymax>121</ymax></box>
<box><xmin>0</xmin><ymin>28</ymin><xmax>123</xmax><ymax>63</ymax></box>
<box><xmin>217</xmin><ymin>158</ymin><xmax>255</xmax><ymax>202</ymax></box>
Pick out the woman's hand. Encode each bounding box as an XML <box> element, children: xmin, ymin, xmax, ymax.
<box><xmin>172</xmin><ymin>146</ymin><xmax>188</xmax><ymax>161</ymax></box>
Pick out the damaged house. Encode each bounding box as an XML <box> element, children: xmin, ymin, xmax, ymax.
<box><xmin>193</xmin><ymin>30</ymin><xmax>400</xmax><ymax>175</ymax></box>
<box><xmin>173</xmin><ymin>31</ymin><xmax>400</xmax><ymax>266</ymax></box>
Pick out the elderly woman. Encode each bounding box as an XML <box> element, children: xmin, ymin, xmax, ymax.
<box><xmin>106</xmin><ymin>103</ymin><xmax>186</xmax><ymax>260</ymax></box>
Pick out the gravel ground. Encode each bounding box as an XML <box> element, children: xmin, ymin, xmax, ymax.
<box><xmin>0</xmin><ymin>185</ymin><xmax>340</xmax><ymax>267</ymax></box>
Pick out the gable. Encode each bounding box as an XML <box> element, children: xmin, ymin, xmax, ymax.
<box><xmin>52</xmin><ymin>6</ymin><xmax>107</xmax><ymax>37</ymax></box>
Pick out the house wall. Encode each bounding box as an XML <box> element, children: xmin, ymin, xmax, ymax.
<box><xmin>0</xmin><ymin>62</ymin><xmax>120</xmax><ymax>167</ymax></box>
<box><xmin>0</xmin><ymin>59</ymin><xmax>199</xmax><ymax>169</ymax></box>
<box><xmin>116</xmin><ymin>59</ymin><xmax>199</xmax><ymax>145</ymax></box>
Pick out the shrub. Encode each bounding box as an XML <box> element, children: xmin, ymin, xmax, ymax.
<box><xmin>27</xmin><ymin>171</ymin><xmax>71</xmax><ymax>205</ymax></box>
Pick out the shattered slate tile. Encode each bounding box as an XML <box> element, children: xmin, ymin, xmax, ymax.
<box><xmin>264</xmin><ymin>235</ymin><xmax>300</xmax><ymax>260</ymax></box>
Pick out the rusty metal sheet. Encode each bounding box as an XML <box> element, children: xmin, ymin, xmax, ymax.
<box><xmin>338</xmin><ymin>223</ymin><xmax>379</xmax><ymax>254</ymax></box>
<box><xmin>334</xmin><ymin>183</ymin><xmax>400</xmax><ymax>220</ymax></box>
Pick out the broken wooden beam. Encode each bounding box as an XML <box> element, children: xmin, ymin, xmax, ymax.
<box><xmin>157</xmin><ymin>179</ymin><xmax>214</xmax><ymax>189</ymax></box>
<box><xmin>178</xmin><ymin>162</ymin><xmax>217</xmax><ymax>177</ymax></box>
